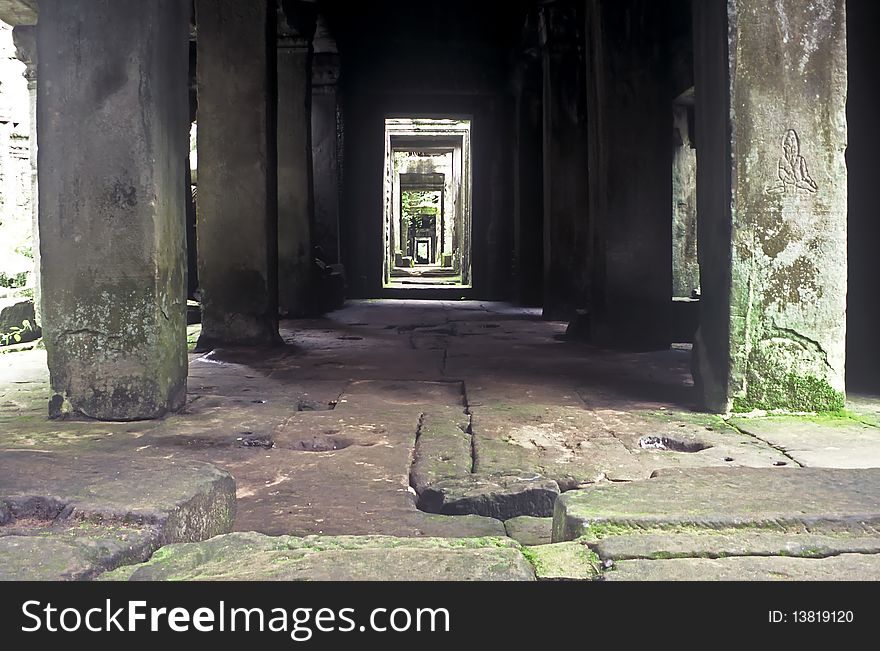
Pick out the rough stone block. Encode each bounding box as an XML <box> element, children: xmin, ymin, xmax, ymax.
<box><xmin>420</xmin><ymin>474</ymin><xmax>560</xmax><ymax>520</ymax></box>
<box><xmin>100</xmin><ymin>532</ymin><xmax>537</xmax><ymax>581</ymax></box>
<box><xmin>504</xmin><ymin>515</ymin><xmax>553</xmax><ymax>546</ymax></box>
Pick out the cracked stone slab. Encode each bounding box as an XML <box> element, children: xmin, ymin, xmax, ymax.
<box><xmin>100</xmin><ymin>532</ymin><xmax>536</xmax><ymax>581</ymax></box>
<box><xmin>419</xmin><ymin>474</ymin><xmax>560</xmax><ymax>520</ymax></box>
<box><xmin>0</xmin><ymin>451</ymin><xmax>235</xmax><ymax>543</ymax></box>
<box><xmin>553</xmin><ymin>467</ymin><xmax>880</xmax><ymax>542</ymax></box>
<box><xmin>504</xmin><ymin>516</ymin><xmax>553</xmax><ymax>546</ymax></box>
<box><xmin>607</xmin><ymin>409</ymin><xmax>793</xmax><ymax>471</ymax></box>
<box><xmin>0</xmin><ymin>522</ymin><xmax>162</xmax><ymax>580</ymax></box>
<box><xmin>471</xmin><ymin>404</ymin><xmax>646</xmax><ymax>488</ymax></box>
<box><xmin>729</xmin><ymin>416</ymin><xmax>880</xmax><ymax>468</ymax></box>
<box><xmin>603</xmin><ymin>554</ymin><xmax>880</xmax><ymax>581</ymax></box>
<box><xmin>593</xmin><ymin>531</ymin><xmax>880</xmax><ymax>562</ymax></box>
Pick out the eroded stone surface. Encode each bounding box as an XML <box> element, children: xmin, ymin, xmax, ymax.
<box><xmin>3</xmin><ymin>301</ymin><xmax>879</xmax><ymax>558</ymax></box>
<box><xmin>100</xmin><ymin>532</ymin><xmax>536</xmax><ymax>581</ymax></box>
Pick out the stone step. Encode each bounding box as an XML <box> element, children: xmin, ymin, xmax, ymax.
<box><xmin>100</xmin><ymin>532</ymin><xmax>537</xmax><ymax>581</ymax></box>
<box><xmin>553</xmin><ymin>467</ymin><xmax>880</xmax><ymax>542</ymax></box>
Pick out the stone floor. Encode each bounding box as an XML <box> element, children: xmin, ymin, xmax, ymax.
<box><xmin>2</xmin><ymin>299</ymin><xmax>880</xmax><ymax>580</ymax></box>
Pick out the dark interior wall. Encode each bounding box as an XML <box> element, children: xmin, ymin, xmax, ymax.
<box><xmin>586</xmin><ymin>0</ymin><xmax>675</xmax><ymax>348</ymax></box>
<box><xmin>324</xmin><ymin>0</ymin><xmax>524</xmax><ymax>299</ymax></box>
<box><xmin>846</xmin><ymin>0</ymin><xmax>880</xmax><ymax>393</ymax></box>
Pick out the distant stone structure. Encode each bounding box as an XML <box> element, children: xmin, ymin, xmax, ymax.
<box><xmin>0</xmin><ymin>20</ymin><xmax>31</xmax><ymax>286</ymax></box>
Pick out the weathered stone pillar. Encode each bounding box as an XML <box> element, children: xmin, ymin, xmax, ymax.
<box><xmin>584</xmin><ymin>0</ymin><xmax>672</xmax><ymax>349</ymax></box>
<box><xmin>37</xmin><ymin>0</ymin><xmax>190</xmax><ymax>420</ymax></box>
<box><xmin>540</xmin><ymin>0</ymin><xmax>589</xmax><ymax>320</ymax></box>
<box><xmin>276</xmin><ymin>2</ymin><xmax>315</xmax><ymax>316</ymax></box>
<box><xmin>311</xmin><ymin>14</ymin><xmax>342</xmax><ymax>265</ymax></box>
<box><xmin>12</xmin><ymin>25</ymin><xmax>38</xmax><ymax>328</ymax></box>
<box><xmin>195</xmin><ymin>0</ymin><xmax>280</xmax><ymax>347</ymax></box>
<box><xmin>692</xmin><ymin>0</ymin><xmax>847</xmax><ymax>412</ymax></box>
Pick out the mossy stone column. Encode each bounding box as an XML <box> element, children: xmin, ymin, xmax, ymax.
<box><xmin>693</xmin><ymin>0</ymin><xmax>847</xmax><ymax>412</ymax></box>
<box><xmin>195</xmin><ymin>0</ymin><xmax>280</xmax><ymax>347</ymax></box>
<box><xmin>37</xmin><ymin>0</ymin><xmax>190</xmax><ymax>420</ymax></box>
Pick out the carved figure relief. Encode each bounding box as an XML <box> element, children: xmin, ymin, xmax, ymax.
<box><xmin>767</xmin><ymin>129</ymin><xmax>818</xmax><ymax>194</ymax></box>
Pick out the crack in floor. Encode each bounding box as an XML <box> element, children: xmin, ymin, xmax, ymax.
<box><xmin>460</xmin><ymin>381</ymin><xmax>476</xmax><ymax>473</ymax></box>
<box><xmin>408</xmin><ymin>412</ymin><xmax>428</xmax><ymax>497</ymax></box>
<box><xmin>725</xmin><ymin>418</ymin><xmax>804</xmax><ymax>468</ymax></box>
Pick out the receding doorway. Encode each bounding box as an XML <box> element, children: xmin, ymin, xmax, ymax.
<box><xmin>382</xmin><ymin>117</ymin><xmax>472</xmax><ymax>289</ymax></box>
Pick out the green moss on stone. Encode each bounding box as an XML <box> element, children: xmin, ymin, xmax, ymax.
<box><xmin>733</xmin><ymin>373</ymin><xmax>844</xmax><ymax>413</ymax></box>
<box><xmin>521</xmin><ymin>541</ymin><xmax>600</xmax><ymax>580</ymax></box>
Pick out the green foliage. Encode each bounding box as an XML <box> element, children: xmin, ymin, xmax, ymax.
<box><xmin>0</xmin><ymin>319</ymin><xmax>34</xmax><ymax>346</ymax></box>
<box><xmin>402</xmin><ymin>190</ymin><xmax>440</xmax><ymax>231</ymax></box>
<box><xmin>14</xmin><ymin>244</ymin><xmax>33</xmax><ymax>259</ymax></box>
<box><xmin>0</xmin><ymin>271</ymin><xmax>28</xmax><ymax>288</ymax></box>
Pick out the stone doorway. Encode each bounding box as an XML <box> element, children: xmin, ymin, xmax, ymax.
<box><xmin>382</xmin><ymin>117</ymin><xmax>472</xmax><ymax>289</ymax></box>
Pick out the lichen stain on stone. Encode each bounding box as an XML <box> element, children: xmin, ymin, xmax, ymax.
<box><xmin>764</xmin><ymin>256</ymin><xmax>821</xmax><ymax>308</ymax></box>
<box><xmin>110</xmin><ymin>180</ymin><xmax>138</xmax><ymax>210</ymax></box>
<box><xmin>756</xmin><ymin>214</ymin><xmax>791</xmax><ymax>259</ymax></box>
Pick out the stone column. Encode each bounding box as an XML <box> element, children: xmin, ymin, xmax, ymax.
<box><xmin>276</xmin><ymin>2</ymin><xmax>315</xmax><ymax>317</ymax></box>
<box><xmin>12</xmin><ymin>25</ymin><xmax>38</xmax><ymax>328</ymax></box>
<box><xmin>37</xmin><ymin>0</ymin><xmax>190</xmax><ymax>420</ymax></box>
<box><xmin>540</xmin><ymin>0</ymin><xmax>589</xmax><ymax>320</ymax></box>
<box><xmin>512</xmin><ymin>26</ymin><xmax>544</xmax><ymax>307</ymax></box>
<box><xmin>311</xmin><ymin>14</ymin><xmax>341</xmax><ymax>265</ymax></box>
<box><xmin>584</xmin><ymin>0</ymin><xmax>672</xmax><ymax>349</ymax></box>
<box><xmin>195</xmin><ymin>0</ymin><xmax>280</xmax><ymax>347</ymax></box>
<box><xmin>692</xmin><ymin>0</ymin><xmax>847</xmax><ymax>412</ymax></box>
